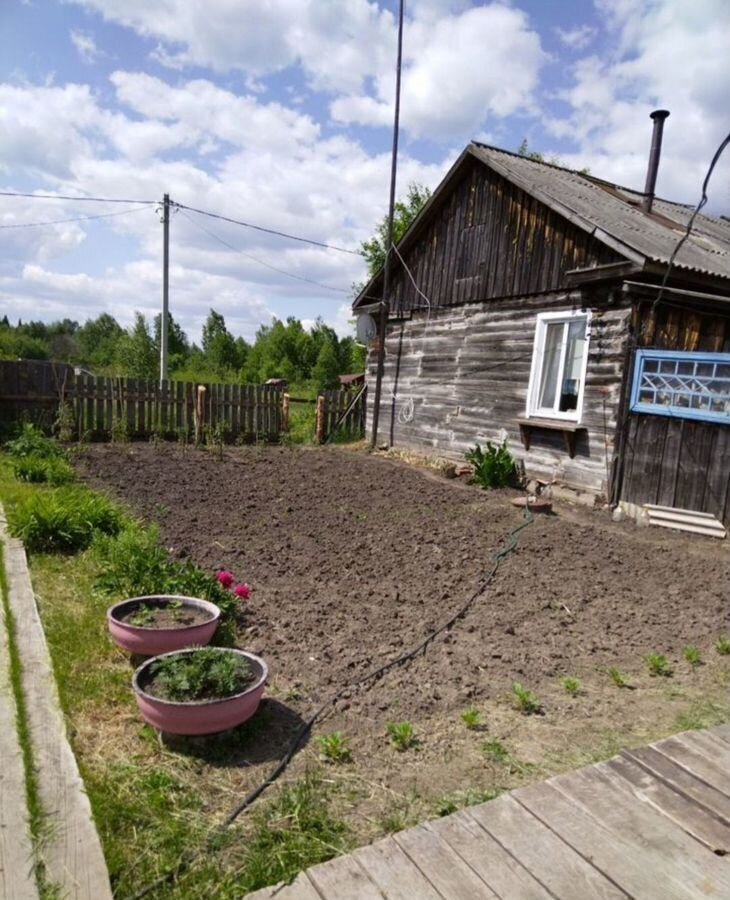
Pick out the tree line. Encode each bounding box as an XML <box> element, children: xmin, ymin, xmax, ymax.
<box><xmin>0</xmin><ymin>309</ymin><xmax>366</xmax><ymax>390</ymax></box>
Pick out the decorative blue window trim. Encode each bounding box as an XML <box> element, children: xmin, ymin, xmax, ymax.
<box><xmin>630</xmin><ymin>350</ymin><xmax>730</xmax><ymax>425</ymax></box>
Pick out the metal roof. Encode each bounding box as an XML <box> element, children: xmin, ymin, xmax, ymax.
<box><xmin>470</xmin><ymin>143</ymin><xmax>730</xmax><ymax>281</ymax></box>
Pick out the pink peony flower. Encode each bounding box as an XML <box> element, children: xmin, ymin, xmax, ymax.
<box><xmin>234</xmin><ymin>582</ymin><xmax>252</xmax><ymax>600</ymax></box>
<box><xmin>216</xmin><ymin>570</ymin><xmax>235</xmax><ymax>589</ymax></box>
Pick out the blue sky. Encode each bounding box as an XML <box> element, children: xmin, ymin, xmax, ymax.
<box><xmin>1</xmin><ymin>0</ymin><xmax>728</xmax><ymax>343</ymax></box>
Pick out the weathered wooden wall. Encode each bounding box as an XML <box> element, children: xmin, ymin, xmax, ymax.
<box><xmin>618</xmin><ymin>298</ymin><xmax>730</xmax><ymax>524</ymax></box>
<box><xmin>368</xmin><ymin>290</ymin><xmax>630</xmax><ymax>495</ymax></box>
<box><xmin>366</xmin><ymin>158</ymin><xmax>624</xmax><ymax>314</ymax></box>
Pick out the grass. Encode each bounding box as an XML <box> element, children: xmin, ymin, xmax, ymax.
<box><xmin>13</xmin><ymin>455</ymin><xmax>76</xmax><ymax>486</ymax></box>
<box><xmin>481</xmin><ymin>739</ymin><xmax>509</xmax><ymax>764</ymax></box>
<box><xmin>717</xmin><ymin>636</ymin><xmax>730</xmax><ymax>656</ymax></box>
<box><xmin>608</xmin><ymin>667</ymin><xmax>632</xmax><ymax>688</ymax></box>
<box><xmin>7</xmin><ymin>486</ymin><xmax>124</xmax><ymax>553</ymax></box>
<box><xmin>387</xmin><ymin>721</ymin><xmax>418</xmax><ymax>751</ymax></box>
<box><xmin>511</xmin><ymin>682</ymin><xmax>542</xmax><ymax>715</ymax></box>
<box><xmin>460</xmin><ymin>708</ymin><xmax>482</xmax><ymax>730</ymax></box>
<box><xmin>683</xmin><ymin>645</ymin><xmax>702</xmax><ymax>669</ymax></box>
<box><xmin>645</xmin><ymin>653</ymin><xmax>673</xmax><ymax>678</ymax></box>
<box><xmin>317</xmin><ymin>732</ymin><xmax>352</xmax><ymax>764</ymax></box>
<box><xmin>561</xmin><ymin>676</ymin><xmax>581</xmax><ymax>697</ymax></box>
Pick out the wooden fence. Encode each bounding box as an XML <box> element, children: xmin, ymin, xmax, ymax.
<box><xmin>0</xmin><ymin>361</ymin><xmax>283</xmax><ymax>443</ymax></box>
<box><xmin>316</xmin><ymin>386</ymin><xmax>367</xmax><ymax>443</ymax></box>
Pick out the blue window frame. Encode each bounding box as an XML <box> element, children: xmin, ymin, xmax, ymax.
<box><xmin>631</xmin><ymin>350</ymin><xmax>730</xmax><ymax>424</ymax></box>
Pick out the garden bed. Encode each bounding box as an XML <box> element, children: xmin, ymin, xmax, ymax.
<box><xmin>5</xmin><ymin>442</ymin><xmax>729</xmax><ymax>896</ymax></box>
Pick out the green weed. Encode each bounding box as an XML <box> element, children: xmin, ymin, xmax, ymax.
<box><xmin>6</xmin><ymin>423</ymin><xmax>66</xmax><ymax>460</ymax></box>
<box><xmin>460</xmin><ymin>708</ymin><xmax>482</xmax><ymax>730</ymax></box>
<box><xmin>465</xmin><ymin>440</ymin><xmax>521</xmax><ymax>489</ymax></box>
<box><xmin>683</xmin><ymin>645</ymin><xmax>702</xmax><ymax>668</ymax></box>
<box><xmin>387</xmin><ymin>721</ymin><xmax>418</xmax><ymax>751</ymax></box>
<box><xmin>645</xmin><ymin>654</ymin><xmax>673</xmax><ymax>677</ymax></box>
<box><xmin>716</xmin><ymin>636</ymin><xmax>730</xmax><ymax>656</ymax></box>
<box><xmin>561</xmin><ymin>676</ymin><xmax>581</xmax><ymax>697</ymax></box>
<box><xmin>511</xmin><ymin>682</ymin><xmax>542</xmax><ymax>715</ymax></box>
<box><xmin>608</xmin><ymin>667</ymin><xmax>631</xmax><ymax>688</ymax></box>
<box><xmin>481</xmin><ymin>739</ymin><xmax>509</xmax><ymax>764</ymax></box>
<box><xmin>13</xmin><ymin>455</ymin><xmax>76</xmax><ymax>486</ymax></box>
<box><xmin>7</xmin><ymin>487</ymin><xmax>123</xmax><ymax>553</ymax></box>
<box><xmin>317</xmin><ymin>732</ymin><xmax>352</xmax><ymax>764</ymax></box>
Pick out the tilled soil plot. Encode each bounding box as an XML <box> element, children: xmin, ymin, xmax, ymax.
<box><xmin>77</xmin><ymin>444</ymin><xmax>730</xmax><ymax>831</ymax></box>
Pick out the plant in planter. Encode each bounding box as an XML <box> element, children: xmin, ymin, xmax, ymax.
<box><xmin>133</xmin><ymin>647</ymin><xmax>268</xmax><ymax>735</ymax></box>
<box><xmin>107</xmin><ymin>595</ymin><xmax>221</xmax><ymax>656</ymax></box>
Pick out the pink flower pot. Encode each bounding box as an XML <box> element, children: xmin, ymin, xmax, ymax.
<box><xmin>107</xmin><ymin>595</ymin><xmax>220</xmax><ymax>656</ymax></box>
<box><xmin>132</xmin><ymin>649</ymin><xmax>268</xmax><ymax>735</ymax></box>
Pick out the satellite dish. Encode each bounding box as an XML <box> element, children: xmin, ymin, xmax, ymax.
<box><xmin>356</xmin><ymin>314</ymin><xmax>377</xmax><ymax>344</ymax></box>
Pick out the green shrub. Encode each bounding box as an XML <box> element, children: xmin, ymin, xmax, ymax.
<box><xmin>7</xmin><ymin>488</ymin><xmax>123</xmax><ymax>553</ymax></box>
<box><xmin>13</xmin><ymin>455</ymin><xmax>75</xmax><ymax>486</ymax></box>
<box><xmin>387</xmin><ymin>721</ymin><xmax>418</xmax><ymax>751</ymax></box>
<box><xmin>465</xmin><ymin>441</ymin><xmax>520</xmax><ymax>489</ymax></box>
<box><xmin>6</xmin><ymin>423</ymin><xmax>66</xmax><ymax>460</ymax></box>
<box><xmin>561</xmin><ymin>676</ymin><xmax>581</xmax><ymax>697</ymax></box>
<box><xmin>148</xmin><ymin>649</ymin><xmax>254</xmax><ymax>702</ymax></box>
<box><xmin>645</xmin><ymin>653</ymin><xmax>673</xmax><ymax>677</ymax></box>
<box><xmin>317</xmin><ymin>732</ymin><xmax>352</xmax><ymax>764</ymax></box>
<box><xmin>94</xmin><ymin>525</ymin><xmax>238</xmax><ymax>637</ymax></box>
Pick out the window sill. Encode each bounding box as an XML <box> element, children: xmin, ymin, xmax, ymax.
<box><xmin>516</xmin><ymin>417</ymin><xmax>587</xmax><ymax>459</ymax></box>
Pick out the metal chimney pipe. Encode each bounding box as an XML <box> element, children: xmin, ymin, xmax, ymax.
<box><xmin>642</xmin><ymin>109</ymin><xmax>670</xmax><ymax>213</ymax></box>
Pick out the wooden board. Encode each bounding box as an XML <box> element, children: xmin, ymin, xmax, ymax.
<box><xmin>607</xmin><ymin>754</ymin><xmax>730</xmax><ymax>853</ymax></box>
<box><xmin>352</xmin><ymin>837</ymin><xmax>444</xmax><ymax>900</ymax></box>
<box><xmin>393</xmin><ymin>822</ymin><xmax>499</xmax><ymax>899</ymax></box>
<box><xmin>0</xmin><ymin>525</ymin><xmax>39</xmax><ymax>900</ymax></box>
<box><xmin>428</xmin><ymin>811</ymin><xmax>554</xmax><ymax>900</ymax></box>
<box><xmin>522</xmin><ymin>764</ymin><xmax>730</xmax><ymax>898</ymax></box>
<box><xmin>245</xmin><ymin>872</ymin><xmax>321</xmax><ymax>899</ymax></box>
<box><xmin>1</xmin><ymin>523</ymin><xmax>112</xmax><ymax>900</ymax></box>
<box><xmin>307</xmin><ymin>853</ymin><xmax>385</xmax><ymax>899</ymax></box>
<box><xmin>653</xmin><ymin>732</ymin><xmax>730</xmax><ymax>795</ymax></box>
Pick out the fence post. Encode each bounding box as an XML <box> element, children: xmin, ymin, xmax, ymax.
<box><xmin>195</xmin><ymin>385</ymin><xmax>207</xmax><ymax>444</ymax></box>
<box><xmin>282</xmin><ymin>393</ymin><xmax>290</xmax><ymax>432</ymax></box>
<box><xmin>315</xmin><ymin>394</ymin><xmax>325</xmax><ymax>444</ymax></box>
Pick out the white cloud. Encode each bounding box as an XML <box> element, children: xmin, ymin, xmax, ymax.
<box><xmin>554</xmin><ymin>24</ymin><xmax>597</xmax><ymax>50</ymax></box>
<box><xmin>545</xmin><ymin>0</ymin><xmax>730</xmax><ymax>206</ymax></box>
<box><xmin>70</xmin><ymin>29</ymin><xmax>104</xmax><ymax>63</ymax></box>
<box><xmin>331</xmin><ymin>4</ymin><xmax>546</xmax><ymax>139</ymax></box>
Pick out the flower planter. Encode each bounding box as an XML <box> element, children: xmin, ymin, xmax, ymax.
<box><xmin>132</xmin><ymin>648</ymin><xmax>268</xmax><ymax>735</ymax></box>
<box><xmin>107</xmin><ymin>595</ymin><xmax>220</xmax><ymax>656</ymax></box>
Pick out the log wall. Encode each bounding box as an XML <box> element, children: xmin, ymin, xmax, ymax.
<box><xmin>365</xmin><ymin>158</ymin><xmax>624</xmax><ymax>314</ymax></box>
<box><xmin>368</xmin><ymin>290</ymin><xmax>631</xmax><ymax>495</ymax></box>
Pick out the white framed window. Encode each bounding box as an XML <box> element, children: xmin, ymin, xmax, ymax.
<box><xmin>526</xmin><ymin>310</ymin><xmax>591</xmax><ymax>421</ymax></box>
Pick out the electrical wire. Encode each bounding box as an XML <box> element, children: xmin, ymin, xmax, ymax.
<box><xmin>0</xmin><ymin>206</ymin><xmax>151</xmax><ymax>229</ymax></box>
<box><xmin>175</xmin><ymin>202</ymin><xmax>363</xmax><ymax>256</ymax></box>
<box><xmin>650</xmin><ymin>129</ymin><xmax>730</xmax><ymax>315</ymax></box>
<box><xmin>0</xmin><ymin>190</ymin><xmax>155</xmax><ymax>204</ymax></box>
<box><xmin>179</xmin><ymin>209</ymin><xmax>352</xmax><ymax>295</ymax></box>
<box><xmin>130</xmin><ymin>502</ymin><xmax>535</xmax><ymax>899</ymax></box>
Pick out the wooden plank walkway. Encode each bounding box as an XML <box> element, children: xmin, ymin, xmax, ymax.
<box><xmin>0</xmin><ymin>509</ymin><xmax>112</xmax><ymax>900</ymax></box>
<box><xmin>249</xmin><ymin>725</ymin><xmax>730</xmax><ymax>899</ymax></box>
<box><xmin>0</xmin><ymin>528</ymin><xmax>38</xmax><ymax>899</ymax></box>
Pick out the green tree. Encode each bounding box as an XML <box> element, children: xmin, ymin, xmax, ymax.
<box><xmin>77</xmin><ymin>313</ymin><xmax>124</xmax><ymax>368</ymax></box>
<box><xmin>360</xmin><ymin>182</ymin><xmax>432</xmax><ymax>278</ymax></box>
<box><xmin>153</xmin><ymin>311</ymin><xmax>191</xmax><ymax>372</ymax></box>
<box><xmin>201</xmin><ymin>309</ymin><xmax>239</xmax><ymax>373</ymax></box>
<box><xmin>114</xmin><ymin>313</ymin><xmax>157</xmax><ymax>379</ymax></box>
<box><xmin>312</xmin><ymin>339</ymin><xmax>341</xmax><ymax>390</ymax></box>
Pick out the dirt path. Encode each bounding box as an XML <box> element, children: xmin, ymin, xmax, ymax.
<box><xmin>76</xmin><ymin>444</ymin><xmax>730</xmax><ymax>833</ymax></box>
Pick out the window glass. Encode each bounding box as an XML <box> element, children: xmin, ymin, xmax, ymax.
<box><xmin>559</xmin><ymin>319</ymin><xmax>586</xmax><ymax>413</ymax></box>
<box><xmin>538</xmin><ymin>322</ymin><xmax>563</xmax><ymax>410</ymax></box>
<box><xmin>631</xmin><ymin>350</ymin><xmax>730</xmax><ymax>423</ymax></box>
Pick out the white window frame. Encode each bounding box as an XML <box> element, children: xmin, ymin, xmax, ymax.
<box><xmin>526</xmin><ymin>309</ymin><xmax>591</xmax><ymax>422</ymax></box>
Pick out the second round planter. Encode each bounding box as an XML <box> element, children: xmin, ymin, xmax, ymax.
<box><xmin>107</xmin><ymin>595</ymin><xmax>220</xmax><ymax>656</ymax></box>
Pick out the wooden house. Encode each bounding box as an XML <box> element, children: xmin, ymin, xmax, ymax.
<box><xmin>353</xmin><ymin>130</ymin><xmax>730</xmax><ymax>525</ymax></box>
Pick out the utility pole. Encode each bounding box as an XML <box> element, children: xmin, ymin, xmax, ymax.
<box><xmin>160</xmin><ymin>192</ymin><xmax>170</xmax><ymax>385</ymax></box>
<box><xmin>370</xmin><ymin>0</ymin><xmax>404</xmax><ymax>448</ymax></box>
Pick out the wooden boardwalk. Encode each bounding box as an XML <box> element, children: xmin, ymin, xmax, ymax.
<box><xmin>249</xmin><ymin>725</ymin><xmax>730</xmax><ymax>899</ymax></box>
